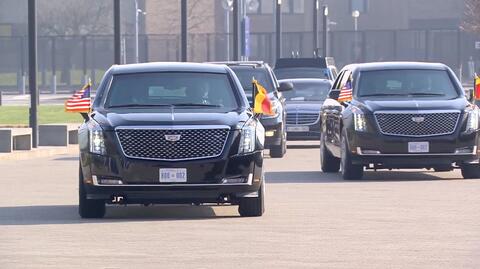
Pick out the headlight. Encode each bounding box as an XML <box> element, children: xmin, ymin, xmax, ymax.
<box><xmin>88</xmin><ymin>120</ymin><xmax>106</xmax><ymax>155</ymax></box>
<box><xmin>465</xmin><ymin>106</ymin><xmax>479</xmax><ymax>132</ymax></box>
<box><xmin>238</xmin><ymin>119</ymin><xmax>264</xmax><ymax>154</ymax></box>
<box><xmin>352</xmin><ymin>107</ymin><xmax>367</xmax><ymax>132</ymax></box>
<box><xmin>262</xmin><ymin>99</ymin><xmax>281</xmax><ymax>118</ymax></box>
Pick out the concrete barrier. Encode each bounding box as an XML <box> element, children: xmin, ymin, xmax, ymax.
<box><xmin>39</xmin><ymin>123</ymin><xmax>81</xmax><ymax>146</ymax></box>
<box><xmin>0</xmin><ymin>128</ymin><xmax>32</xmax><ymax>153</ymax></box>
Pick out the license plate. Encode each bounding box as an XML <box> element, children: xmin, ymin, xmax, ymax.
<box><xmin>159</xmin><ymin>168</ymin><xmax>187</xmax><ymax>183</ymax></box>
<box><xmin>408</xmin><ymin>142</ymin><xmax>429</xmax><ymax>153</ymax></box>
<box><xmin>287</xmin><ymin>126</ymin><xmax>309</xmax><ymax>132</ymax></box>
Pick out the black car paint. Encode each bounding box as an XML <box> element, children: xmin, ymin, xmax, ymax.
<box><xmin>79</xmin><ymin>63</ymin><xmax>264</xmax><ymax>205</ymax></box>
<box><xmin>321</xmin><ymin>62</ymin><xmax>480</xmax><ymax>169</ymax></box>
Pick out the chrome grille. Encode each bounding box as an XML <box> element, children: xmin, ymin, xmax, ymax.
<box><xmin>374</xmin><ymin>111</ymin><xmax>460</xmax><ymax>137</ymax></box>
<box><xmin>286</xmin><ymin>112</ymin><xmax>320</xmax><ymax>125</ymax></box>
<box><xmin>116</xmin><ymin>127</ymin><xmax>229</xmax><ymax>160</ymax></box>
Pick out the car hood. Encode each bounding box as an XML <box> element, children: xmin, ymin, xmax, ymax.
<box><xmin>355</xmin><ymin>98</ymin><xmax>468</xmax><ymax>113</ymax></box>
<box><xmin>286</xmin><ymin>101</ymin><xmax>323</xmax><ymax>112</ymax></box>
<box><xmin>92</xmin><ymin>108</ymin><xmax>250</xmax><ymax>131</ymax></box>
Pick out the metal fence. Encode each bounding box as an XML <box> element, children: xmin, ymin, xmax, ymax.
<box><xmin>0</xmin><ymin>29</ymin><xmax>478</xmax><ymax>93</ymax></box>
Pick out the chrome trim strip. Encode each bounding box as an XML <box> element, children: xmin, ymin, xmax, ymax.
<box><xmin>115</xmin><ymin>125</ymin><xmax>231</xmax><ymax>161</ymax></box>
<box><xmin>373</xmin><ymin>110</ymin><xmax>461</xmax><ymax>138</ymax></box>
<box><xmin>93</xmin><ymin>173</ymin><xmax>254</xmax><ymax>187</ymax></box>
<box><xmin>93</xmin><ymin>182</ymin><xmax>252</xmax><ymax>187</ymax></box>
<box><xmin>286</xmin><ymin>112</ymin><xmax>320</xmax><ymax>126</ymax></box>
<box><xmin>357</xmin><ymin>146</ymin><xmax>477</xmax><ymax>156</ymax></box>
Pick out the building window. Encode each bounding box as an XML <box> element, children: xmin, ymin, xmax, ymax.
<box><xmin>350</xmin><ymin>0</ymin><xmax>368</xmax><ymax>14</ymax></box>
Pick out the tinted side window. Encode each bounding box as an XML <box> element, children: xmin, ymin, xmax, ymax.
<box><xmin>332</xmin><ymin>71</ymin><xmax>346</xmax><ymax>90</ymax></box>
<box><xmin>339</xmin><ymin>70</ymin><xmax>352</xmax><ymax>89</ymax></box>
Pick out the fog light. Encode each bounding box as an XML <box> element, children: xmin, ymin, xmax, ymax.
<box><xmin>99</xmin><ymin>179</ymin><xmax>123</xmax><ymax>185</ymax></box>
<box><xmin>94</xmin><ymin>176</ymin><xmax>123</xmax><ymax>185</ymax></box>
<box><xmin>357</xmin><ymin>147</ymin><xmax>381</xmax><ymax>155</ymax></box>
<box><xmin>222</xmin><ymin>177</ymin><xmax>246</xmax><ymax>184</ymax></box>
<box><xmin>265</xmin><ymin>131</ymin><xmax>275</xmax><ymax>137</ymax></box>
<box><xmin>455</xmin><ymin>146</ymin><xmax>475</xmax><ymax>154</ymax></box>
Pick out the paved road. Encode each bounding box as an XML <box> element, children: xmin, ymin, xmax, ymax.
<box><xmin>1</xmin><ymin>142</ymin><xmax>480</xmax><ymax>268</ymax></box>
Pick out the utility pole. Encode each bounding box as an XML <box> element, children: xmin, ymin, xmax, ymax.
<box><xmin>28</xmin><ymin>0</ymin><xmax>38</xmax><ymax>148</ymax></box>
<box><xmin>275</xmin><ymin>0</ymin><xmax>282</xmax><ymax>60</ymax></box>
<box><xmin>233</xmin><ymin>0</ymin><xmax>240</xmax><ymax>61</ymax></box>
<box><xmin>181</xmin><ymin>0</ymin><xmax>187</xmax><ymax>62</ymax></box>
<box><xmin>113</xmin><ymin>0</ymin><xmax>121</xmax><ymax>64</ymax></box>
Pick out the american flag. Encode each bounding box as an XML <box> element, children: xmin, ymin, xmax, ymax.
<box><xmin>338</xmin><ymin>80</ymin><xmax>353</xmax><ymax>102</ymax></box>
<box><xmin>65</xmin><ymin>81</ymin><xmax>91</xmax><ymax>113</ymax></box>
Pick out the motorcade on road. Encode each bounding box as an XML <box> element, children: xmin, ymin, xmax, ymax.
<box><xmin>78</xmin><ymin>62</ymin><xmax>266</xmax><ymax>218</ymax></box>
<box><xmin>320</xmin><ymin>62</ymin><xmax>480</xmax><ymax>180</ymax></box>
<box><xmin>279</xmin><ymin>78</ymin><xmax>332</xmax><ymax>140</ymax></box>
<box><xmin>210</xmin><ymin>61</ymin><xmax>293</xmax><ymax>158</ymax></box>
<box><xmin>274</xmin><ymin>57</ymin><xmax>338</xmax><ymax>81</ymax></box>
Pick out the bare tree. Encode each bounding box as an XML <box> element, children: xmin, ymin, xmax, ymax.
<box><xmin>147</xmin><ymin>0</ymin><xmax>215</xmax><ymax>35</ymax></box>
<box><xmin>38</xmin><ymin>0</ymin><xmax>113</xmax><ymax>36</ymax></box>
<box><xmin>462</xmin><ymin>0</ymin><xmax>480</xmax><ymax>34</ymax></box>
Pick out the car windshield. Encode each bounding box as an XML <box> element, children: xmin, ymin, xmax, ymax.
<box><xmin>274</xmin><ymin>68</ymin><xmax>330</xmax><ymax>80</ymax></box>
<box><xmin>106</xmin><ymin>72</ymin><xmax>238</xmax><ymax>110</ymax></box>
<box><xmin>283</xmin><ymin>80</ymin><xmax>331</xmax><ymax>101</ymax></box>
<box><xmin>358</xmin><ymin>69</ymin><xmax>459</xmax><ymax>99</ymax></box>
<box><xmin>229</xmin><ymin>67</ymin><xmax>275</xmax><ymax>93</ymax></box>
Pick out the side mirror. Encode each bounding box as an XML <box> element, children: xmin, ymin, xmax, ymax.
<box><xmin>278</xmin><ymin>81</ymin><xmax>293</xmax><ymax>92</ymax></box>
<box><xmin>328</xmin><ymin>89</ymin><xmax>340</xmax><ymax>100</ymax></box>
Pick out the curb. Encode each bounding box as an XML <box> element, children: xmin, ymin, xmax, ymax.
<box><xmin>0</xmin><ymin>145</ymin><xmax>78</xmax><ymax>161</ymax></box>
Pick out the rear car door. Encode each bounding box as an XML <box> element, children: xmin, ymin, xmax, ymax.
<box><xmin>332</xmin><ymin>70</ymin><xmax>353</xmax><ymax>151</ymax></box>
<box><xmin>324</xmin><ymin>71</ymin><xmax>346</xmax><ymax>148</ymax></box>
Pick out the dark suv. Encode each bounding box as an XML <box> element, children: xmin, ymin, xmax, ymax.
<box><xmin>210</xmin><ymin>61</ymin><xmax>292</xmax><ymax>158</ymax></box>
<box><xmin>78</xmin><ymin>63</ymin><xmax>265</xmax><ymax>218</ymax></box>
<box><xmin>321</xmin><ymin>62</ymin><xmax>480</xmax><ymax>180</ymax></box>
<box><xmin>274</xmin><ymin>57</ymin><xmax>338</xmax><ymax>81</ymax></box>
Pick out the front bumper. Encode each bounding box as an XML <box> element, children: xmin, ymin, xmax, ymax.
<box><xmin>347</xmin><ymin>130</ymin><xmax>480</xmax><ymax>168</ymax></box>
<box><xmin>81</xmin><ymin>151</ymin><xmax>264</xmax><ymax>204</ymax></box>
<box><xmin>261</xmin><ymin>116</ymin><xmax>283</xmax><ymax>147</ymax></box>
<box><xmin>286</xmin><ymin>123</ymin><xmax>321</xmax><ymax>140</ymax></box>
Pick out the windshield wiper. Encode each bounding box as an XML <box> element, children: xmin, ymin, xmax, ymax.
<box><xmin>108</xmin><ymin>104</ymin><xmax>171</xmax><ymax>108</ymax></box>
<box><xmin>173</xmin><ymin>103</ymin><xmax>221</xmax><ymax>107</ymax></box>
<box><xmin>360</xmin><ymin>93</ymin><xmax>408</xmax><ymax>97</ymax></box>
<box><xmin>407</xmin><ymin>93</ymin><xmax>445</xmax><ymax>96</ymax></box>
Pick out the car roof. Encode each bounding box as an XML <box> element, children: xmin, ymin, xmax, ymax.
<box><xmin>109</xmin><ymin>62</ymin><xmax>229</xmax><ymax>75</ymax></box>
<box><xmin>275</xmin><ymin>58</ymin><xmax>332</xmax><ymax>69</ymax></box>
<box><xmin>344</xmin><ymin>62</ymin><xmax>449</xmax><ymax>72</ymax></box>
<box><xmin>278</xmin><ymin>78</ymin><xmax>332</xmax><ymax>84</ymax></box>
<box><xmin>208</xmin><ymin>61</ymin><xmax>266</xmax><ymax>68</ymax></box>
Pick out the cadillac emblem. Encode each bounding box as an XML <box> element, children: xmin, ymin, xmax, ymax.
<box><xmin>411</xmin><ymin>116</ymin><xmax>425</xmax><ymax>123</ymax></box>
<box><xmin>165</xmin><ymin>134</ymin><xmax>181</xmax><ymax>142</ymax></box>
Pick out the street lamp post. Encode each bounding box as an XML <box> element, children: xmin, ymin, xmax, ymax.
<box><xmin>352</xmin><ymin>10</ymin><xmax>360</xmax><ymax>62</ymax></box>
<box><xmin>352</xmin><ymin>10</ymin><xmax>359</xmax><ymax>32</ymax></box>
<box><xmin>322</xmin><ymin>5</ymin><xmax>329</xmax><ymax>57</ymax></box>
<box><xmin>275</xmin><ymin>0</ymin><xmax>282</xmax><ymax>60</ymax></box>
<box><xmin>135</xmin><ymin>0</ymin><xmax>146</xmax><ymax>63</ymax></box>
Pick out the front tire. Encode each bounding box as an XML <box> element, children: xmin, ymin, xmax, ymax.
<box><xmin>340</xmin><ymin>133</ymin><xmax>364</xmax><ymax>180</ymax></box>
<box><xmin>320</xmin><ymin>133</ymin><xmax>340</xmax><ymax>172</ymax></box>
<box><xmin>238</xmin><ymin>182</ymin><xmax>265</xmax><ymax>217</ymax></box>
<box><xmin>79</xmin><ymin>166</ymin><xmax>106</xmax><ymax>219</ymax></box>
<box><xmin>461</xmin><ymin>164</ymin><xmax>480</xmax><ymax>179</ymax></box>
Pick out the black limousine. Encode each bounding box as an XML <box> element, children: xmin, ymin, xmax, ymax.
<box><xmin>78</xmin><ymin>62</ymin><xmax>266</xmax><ymax>218</ymax></box>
